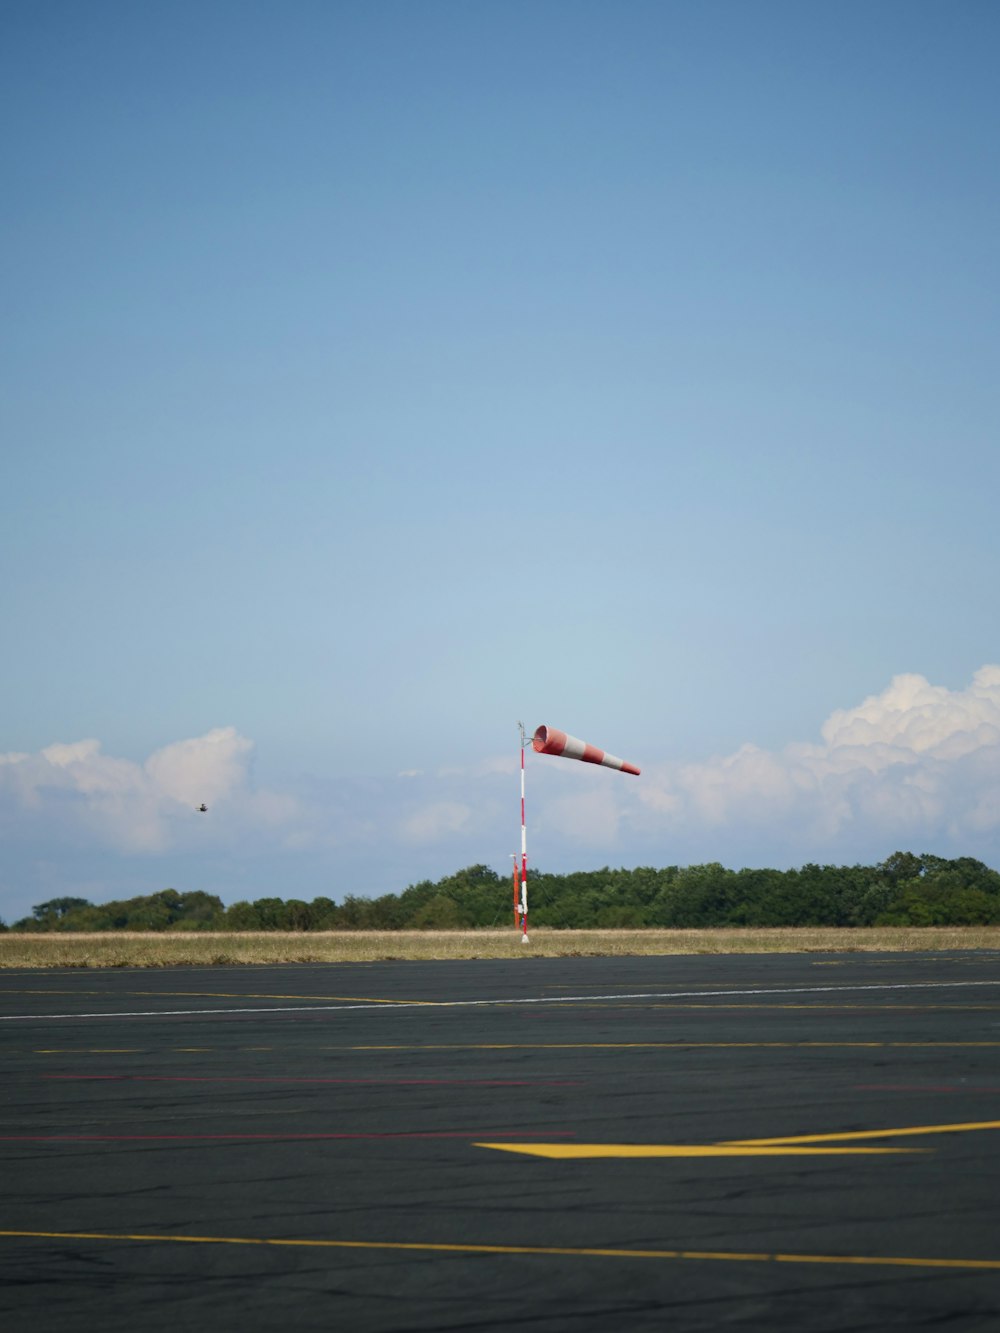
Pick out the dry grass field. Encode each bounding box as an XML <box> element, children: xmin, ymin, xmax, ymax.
<box><xmin>2</xmin><ymin>926</ymin><xmax>1000</xmax><ymax>968</ymax></box>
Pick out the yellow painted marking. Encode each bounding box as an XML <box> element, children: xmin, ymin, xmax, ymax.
<box><xmin>147</xmin><ymin>991</ymin><xmax>425</xmax><ymax>1004</ymax></box>
<box><xmin>482</xmin><ymin>1119</ymin><xmax>1000</xmax><ymax>1162</ymax></box>
<box><xmin>728</xmin><ymin>1120</ymin><xmax>1000</xmax><ymax>1147</ymax></box>
<box><xmin>172</xmin><ymin>1048</ymin><xmax>211</xmax><ymax>1053</ymax></box>
<box><xmin>583</xmin><ymin>1003</ymin><xmax>1000</xmax><ymax>1011</ymax></box>
<box><xmin>16</xmin><ymin>1040</ymin><xmax>1000</xmax><ymax>1057</ymax></box>
<box><xmin>0</xmin><ymin>1229</ymin><xmax>996</xmax><ymax>1271</ymax></box>
<box><xmin>27</xmin><ymin>1047</ymin><xmax>177</xmax><ymax>1054</ymax></box>
<box><xmin>0</xmin><ymin>989</ymin><xmax>420</xmax><ymax>1004</ymax></box>
<box><xmin>24</xmin><ymin>1048</ymin><xmax>141</xmax><ymax>1054</ymax></box>
<box><xmin>476</xmin><ymin>1144</ymin><xmax>916</xmax><ymax>1159</ymax></box>
<box><xmin>337</xmin><ymin>1041</ymin><xmax>1000</xmax><ymax>1051</ymax></box>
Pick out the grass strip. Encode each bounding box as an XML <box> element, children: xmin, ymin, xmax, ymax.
<box><xmin>3</xmin><ymin>926</ymin><xmax>1000</xmax><ymax>968</ymax></box>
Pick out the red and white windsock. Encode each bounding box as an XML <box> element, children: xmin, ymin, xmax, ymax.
<box><xmin>532</xmin><ymin>726</ymin><xmax>640</xmax><ymax>776</ymax></box>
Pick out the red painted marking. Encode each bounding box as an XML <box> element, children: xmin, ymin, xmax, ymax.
<box><xmin>856</xmin><ymin>1085</ymin><xmax>1000</xmax><ymax>1093</ymax></box>
<box><xmin>0</xmin><ymin>1130</ymin><xmax>577</xmax><ymax>1142</ymax></box>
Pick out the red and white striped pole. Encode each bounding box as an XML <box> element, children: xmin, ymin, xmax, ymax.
<box><xmin>518</xmin><ymin>722</ymin><xmax>529</xmax><ymax>943</ymax></box>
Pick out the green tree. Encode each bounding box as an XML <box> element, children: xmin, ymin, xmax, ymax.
<box><xmin>32</xmin><ymin>896</ymin><xmax>92</xmax><ymax>924</ymax></box>
<box><xmin>249</xmin><ymin>897</ymin><xmax>291</xmax><ymax>930</ymax></box>
<box><xmin>874</xmin><ymin>854</ymin><xmax>1000</xmax><ymax>925</ymax></box>
<box><xmin>223</xmin><ymin>900</ymin><xmax>263</xmax><ymax>930</ymax></box>
<box><xmin>433</xmin><ymin>865</ymin><xmax>503</xmax><ymax>926</ymax></box>
<box><xmin>337</xmin><ymin>895</ymin><xmax>374</xmax><ymax>929</ymax></box>
<box><xmin>282</xmin><ymin>899</ymin><xmax>315</xmax><ymax>931</ymax></box>
<box><xmin>309</xmin><ymin>897</ymin><xmax>339</xmax><ymax>929</ymax></box>
<box><xmin>169</xmin><ymin>890</ymin><xmax>225</xmax><ymax>930</ymax></box>
<box><xmin>10</xmin><ymin>852</ymin><xmax>999</xmax><ymax>935</ymax></box>
<box><xmin>657</xmin><ymin>863</ymin><xmax>735</xmax><ymax>926</ymax></box>
<box><xmin>409</xmin><ymin>894</ymin><xmax>472</xmax><ymax>929</ymax></box>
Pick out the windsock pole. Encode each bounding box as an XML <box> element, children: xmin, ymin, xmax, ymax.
<box><xmin>518</xmin><ymin>722</ymin><xmax>529</xmax><ymax>943</ymax></box>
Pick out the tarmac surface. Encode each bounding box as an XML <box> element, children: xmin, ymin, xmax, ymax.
<box><xmin>3</xmin><ymin>950</ymin><xmax>1000</xmax><ymax>1331</ymax></box>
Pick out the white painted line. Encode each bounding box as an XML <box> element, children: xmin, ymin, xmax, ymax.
<box><xmin>1</xmin><ymin>979</ymin><xmax>1000</xmax><ymax>1022</ymax></box>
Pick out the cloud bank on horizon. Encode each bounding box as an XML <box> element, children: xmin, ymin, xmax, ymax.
<box><xmin>0</xmin><ymin>728</ymin><xmax>285</xmax><ymax>855</ymax></box>
<box><xmin>629</xmin><ymin>665</ymin><xmax>1000</xmax><ymax>850</ymax></box>
<box><xmin>2</xmin><ymin>666</ymin><xmax>1000</xmax><ymax>921</ymax></box>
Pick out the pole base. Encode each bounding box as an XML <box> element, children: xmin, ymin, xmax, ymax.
<box><xmin>520</xmin><ymin>933</ymin><xmax>530</xmax><ymax>945</ymax></box>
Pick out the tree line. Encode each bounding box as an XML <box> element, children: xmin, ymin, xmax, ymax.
<box><xmin>3</xmin><ymin>851</ymin><xmax>1000</xmax><ymax>933</ymax></box>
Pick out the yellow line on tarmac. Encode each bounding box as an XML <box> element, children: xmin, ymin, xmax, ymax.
<box><xmin>596</xmin><ymin>1004</ymin><xmax>1000</xmax><ymax>1011</ymax></box>
<box><xmin>135</xmin><ymin>992</ymin><xmax>425</xmax><ymax>1004</ymax></box>
<box><xmin>1</xmin><ymin>1229</ymin><xmax>997</xmax><ymax>1272</ymax></box>
<box><xmin>0</xmin><ymin>989</ymin><xmax>421</xmax><ymax>1004</ymax></box>
<box><xmin>480</xmin><ymin>1119</ymin><xmax>1000</xmax><ymax>1159</ymax></box>
<box><xmin>19</xmin><ymin>1041</ymin><xmax>1000</xmax><ymax>1056</ymax></box>
<box><xmin>728</xmin><ymin>1120</ymin><xmax>1000</xmax><ymax>1146</ymax></box>
<box><xmin>476</xmin><ymin>1144</ymin><xmax>917</xmax><ymax>1159</ymax></box>
<box><xmin>341</xmin><ymin>1041</ymin><xmax>1000</xmax><ymax>1051</ymax></box>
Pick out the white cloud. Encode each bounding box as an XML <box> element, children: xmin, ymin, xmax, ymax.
<box><xmin>820</xmin><ymin>666</ymin><xmax>1000</xmax><ymax>754</ymax></box>
<box><xmin>145</xmin><ymin>727</ymin><xmax>255</xmax><ymax>806</ymax></box>
<box><xmin>399</xmin><ymin>800</ymin><xmax>472</xmax><ymax>842</ymax></box>
<box><xmin>630</xmin><ymin>666</ymin><xmax>1000</xmax><ymax>855</ymax></box>
<box><xmin>0</xmin><ymin>727</ymin><xmax>265</xmax><ymax>853</ymax></box>
<box><xmin>543</xmin><ymin>786</ymin><xmax>622</xmax><ymax>846</ymax></box>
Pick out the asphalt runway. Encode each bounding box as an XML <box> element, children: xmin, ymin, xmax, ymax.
<box><xmin>3</xmin><ymin>951</ymin><xmax>1000</xmax><ymax>1331</ymax></box>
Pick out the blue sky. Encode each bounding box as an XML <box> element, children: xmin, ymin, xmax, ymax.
<box><xmin>2</xmin><ymin>1</ymin><xmax>999</xmax><ymax>923</ymax></box>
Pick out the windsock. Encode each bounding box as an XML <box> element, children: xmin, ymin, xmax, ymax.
<box><xmin>532</xmin><ymin>725</ymin><xmax>640</xmax><ymax>776</ymax></box>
